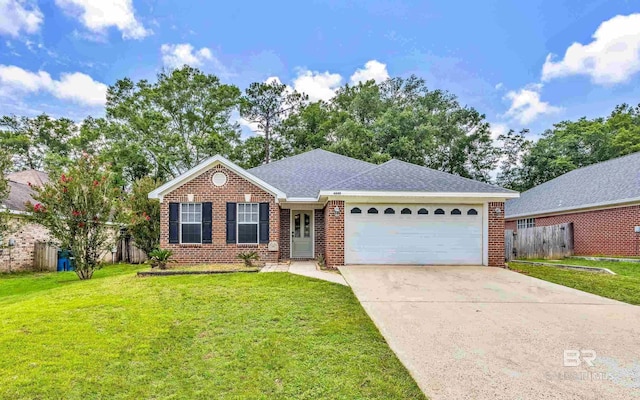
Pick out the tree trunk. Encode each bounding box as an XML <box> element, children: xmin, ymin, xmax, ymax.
<box><xmin>75</xmin><ymin>268</ymin><xmax>94</xmax><ymax>280</ymax></box>
<box><xmin>264</xmin><ymin>121</ymin><xmax>270</xmax><ymax>164</ymax></box>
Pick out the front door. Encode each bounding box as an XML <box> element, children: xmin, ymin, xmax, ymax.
<box><xmin>291</xmin><ymin>210</ymin><xmax>313</xmax><ymax>258</ymax></box>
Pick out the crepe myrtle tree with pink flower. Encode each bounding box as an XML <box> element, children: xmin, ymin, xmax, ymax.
<box><xmin>26</xmin><ymin>155</ymin><xmax>122</xmax><ymax>280</ymax></box>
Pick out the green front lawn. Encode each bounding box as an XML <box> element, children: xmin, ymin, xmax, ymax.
<box><xmin>509</xmin><ymin>259</ymin><xmax>640</xmax><ymax>305</ymax></box>
<box><xmin>0</xmin><ymin>265</ymin><xmax>425</xmax><ymax>399</ymax></box>
<box><xmin>526</xmin><ymin>258</ymin><xmax>640</xmax><ymax>276</ymax></box>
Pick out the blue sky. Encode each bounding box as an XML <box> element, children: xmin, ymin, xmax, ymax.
<box><xmin>1</xmin><ymin>0</ymin><xmax>639</xmax><ymax>139</ymax></box>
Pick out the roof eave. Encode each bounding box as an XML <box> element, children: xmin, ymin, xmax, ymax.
<box><xmin>505</xmin><ymin>196</ymin><xmax>640</xmax><ymax>219</ymax></box>
<box><xmin>148</xmin><ymin>155</ymin><xmax>287</xmax><ymax>202</ymax></box>
<box><xmin>318</xmin><ymin>190</ymin><xmax>519</xmax><ymax>199</ymax></box>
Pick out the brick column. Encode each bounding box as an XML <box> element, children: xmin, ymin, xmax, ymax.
<box><xmin>488</xmin><ymin>201</ymin><xmax>505</xmax><ymax>267</ymax></box>
<box><xmin>324</xmin><ymin>200</ymin><xmax>344</xmax><ymax>268</ymax></box>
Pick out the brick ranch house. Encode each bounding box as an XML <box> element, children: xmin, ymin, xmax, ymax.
<box><xmin>149</xmin><ymin>149</ymin><xmax>518</xmax><ymax>268</ymax></box>
<box><xmin>505</xmin><ymin>152</ymin><xmax>640</xmax><ymax>257</ymax></box>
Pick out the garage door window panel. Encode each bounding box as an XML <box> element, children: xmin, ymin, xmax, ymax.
<box><xmin>451</xmin><ymin>208</ymin><xmax>462</xmax><ymax>215</ymax></box>
<box><xmin>418</xmin><ymin>208</ymin><xmax>428</xmax><ymax>215</ymax></box>
<box><xmin>401</xmin><ymin>208</ymin><xmax>412</xmax><ymax>214</ymax></box>
<box><xmin>384</xmin><ymin>208</ymin><xmax>395</xmax><ymax>214</ymax></box>
<box><xmin>367</xmin><ymin>207</ymin><xmax>379</xmax><ymax>214</ymax></box>
<box><xmin>467</xmin><ymin>209</ymin><xmax>478</xmax><ymax>215</ymax></box>
<box><xmin>351</xmin><ymin>207</ymin><xmax>362</xmax><ymax>214</ymax></box>
<box><xmin>434</xmin><ymin>208</ymin><xmax>445</xmax><ymax>215</ymax></box>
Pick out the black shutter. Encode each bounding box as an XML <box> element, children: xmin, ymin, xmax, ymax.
<box><xmin>169</xmin><ymin>203</ymin><xmax>179</xmax><ymax>244</ymax></box>
<box><xmin>202</xmin><ymin>202</ymin><xmax>212</xmax><ymax>244</ymax></box>
<box><xmin>259</xmin><ymin>202</ymin><xmax>269</xmax><ymax>243</ymax></box>
<box><xmin>226</xmin><ymin>202</ymin><xmax>237</xmax><ymax>243</ymax></box>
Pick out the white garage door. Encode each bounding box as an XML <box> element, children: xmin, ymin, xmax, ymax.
<box><xmin>345</xmin><ymin>204</ymin><xmax>483</xmax><ymax>265</ymax></box>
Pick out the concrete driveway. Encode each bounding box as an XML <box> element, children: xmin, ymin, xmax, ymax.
<box><xmin>339</xmin><ymin>265</ymin><xmax>640</xmax><ymax>400</ymax></box>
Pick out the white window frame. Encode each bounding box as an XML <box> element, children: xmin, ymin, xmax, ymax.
<box><xmin>180</xmin><ymin>203</ymin><xmax>202</xmax><ymax>244</ymax></box>
<box><xmin>237</xmin><ymin>203</ymin><xmax>259</xmax><ymax>244</ymax></box>
<box><xmin>517</xmin><ymin>218</ymin><xmax>535</xmax><ymax>229</ymax></box>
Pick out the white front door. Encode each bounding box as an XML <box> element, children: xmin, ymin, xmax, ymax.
<box><xmin>291</xmin><ymin>210</ymin><xmax>313</xmax><ymax>258</ymax></box>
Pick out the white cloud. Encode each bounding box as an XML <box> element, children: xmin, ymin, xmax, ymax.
<box><xmin>0</xmin><ymin>0</ymin><xmax>43</xmax><ymax>37</ymax></box>
<box><xmin>350</xmin><ymin>60</ymin><xmax>390</xmax><ymax>84</ymax></box>
<box><xmin>494</xmin><ymin>82</ymin><xmax>503</xmax><ymax>90</ymax></box>
<box><xmin>292</xmin><ymin>69</ymin><xmax>342</xmax><ymax>102</ymax></box>
<box><xmin>0</xmin><ymin>65</ymin><xmax>107</xmax><ymax>106</ymax></box>
<box><xmin>161</xmin><ymin>43</ymin><xmax>213</xmax><ymax>69</ymax></box>
<box><xmin>489</xmin><ymin>122</ymin><xmax>509</xmax><ymax>140</ymax></box>
<box><xmin>542</xmin><ymin>13</ymin><xmax>640</xmax><ymax>85</ymax></box>
<box><xmin>503</xmin><ymin>83</ymin><xmax>562</xmax><ymax>125</ymax></box>
<box><xmin>55</xmin><ymin>0</ymin><xmax>151</xmax><ymax>40</ymax></box>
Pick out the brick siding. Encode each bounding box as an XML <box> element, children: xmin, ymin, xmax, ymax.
<box><xmin>506</xmin><ymin>204</ymin><xmax>640</xmax><ymax>257</ymax></box>
<box><xmin>323</xmin><ymin>200</ymin><xmax>344</xmax><ymax>268</ymax></box>
<box><xmin>314</xmin><ymin>210</ymin><xmax>325</xmax><ymax>259</ymax></box>
<box><xmin>160</xmin><ymin>165</ymin><xmax>280</xmax><ymax>264</ymax></box>
<box><xmin>0</xmin><ymin>218</ymin><xmax>50</xmax><ymax>272</ymax></box>
<box><xmin>279</xmin><ymin>209</ymin><xmax>290</xmax><ymax>260</ymax></box>
<box><xmin>488</xmin><ymin>202</ymin><xmax>505</xmax><ymax>267</ymax></box>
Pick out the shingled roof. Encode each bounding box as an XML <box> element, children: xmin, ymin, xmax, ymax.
<box><xmin>1</xmin><ymin>170</ymin><xmax>48</xmax><ymax>212</ymax></box>
<box><xmin>506</xmin><ymin>152</ymin><xmax>640</xmax><ymax>218</ymax></box>
<box><xmin>324</xmin><ymin>159</ymin><xmax>515</xmax><ymax>194</ymax></box>
<box><xmin>248</xmin><ymin>149</ymin><xmax>375</xmax><ymax>198</ymax></box>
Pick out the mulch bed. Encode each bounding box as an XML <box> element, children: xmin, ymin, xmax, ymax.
<box><xmin>137</xmin><ymin>269</ymin><xmax>260</xmax><ymax>277</ymax></box>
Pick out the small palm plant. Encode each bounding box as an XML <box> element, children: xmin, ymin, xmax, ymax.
<box><xmin>148</xmin><ymin>248</ymin><xmax>174</xmax><ymax>270</ymax></box>
<box><xmin>237</xmin><ymin>251</ymin><xmax>260</xmax><ymax>267</ymax></box>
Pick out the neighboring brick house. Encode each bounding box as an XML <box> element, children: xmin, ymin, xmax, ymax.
<box><xmin>0</xmin><ymin>170</ymin><xmax>51</xmax><ymax>272</ymax></box>
<box><xmin>149</xmin><ymin>149</ymin><xmax>517</xmax><ymax>268</ymax></box>
<box><xmin>505</xmin><ymin>152</ymin><xmax>640</xmax><ymax>257</ymax></box>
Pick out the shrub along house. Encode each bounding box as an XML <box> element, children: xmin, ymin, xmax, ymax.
<box><xmin>505</xmin><ymin>152</ymin><xmax>640</xmax><ymax>257</ymax></box>
<box><xmin>148</xmin><ymin>149</ymin><xmax>518</xmax><ymax>267</ymax></box>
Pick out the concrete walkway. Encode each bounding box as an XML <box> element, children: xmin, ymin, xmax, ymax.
<box><xmin>340</xmin><ymin>265</ymin><xmax>640</xmax><ymax>400</ymax></box>
<box><xmin>289</xmin><ymin>261</ymin><xmax>348</xmax><ymax>286</ymax></box>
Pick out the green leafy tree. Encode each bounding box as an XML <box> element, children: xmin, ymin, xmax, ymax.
<box><xmin>496</xmin><ymin>129</ymin><xmax>531</xmax><ymax>191</ymax></box>
<box><xmin>279</xmin><ymin>75</ymin><xmax>499</xmax><ymax>181</ymax></box>
<box><xmin>26</xmin><ymin>156</ymin><xmax>121</xmax><ymax>280</ymax></box>
<box><xmin>0</xmin><ymin>149</ymin><xmax>11</xmax><ymax>238</ymax></box>
<box><xmin>122</xmin><ymin>177</ymin><xmax>161</xmax><ymax>255</ymax></box>
<box><xmin>609</xmin><ymin>103</ymin><xmax>640</xmax><ymax>155</ymax></box>
<box><xmin>240</xmin><ymin>80</ymin><xmax>307</xmax><ymax>164</ymax></box>
<box><xmin>106</xmin><ymin>66</ymin><xmax>242</xmax><ymax>183</ymax></box>
<box><xmin>0</xmin><ymin>114</ymin><xmax>78</xmax><ymax>171</ymax></box>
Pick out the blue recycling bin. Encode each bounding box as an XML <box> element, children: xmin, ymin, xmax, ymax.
<box><xmin>57</xmin><ymin>249</ymin><xmax>73</xmax><ymax>272</ymax></box>
<box><xmin>57</xmin><ymin>257</ymin><xmax>69</xmax><ymax>272</ymax></box>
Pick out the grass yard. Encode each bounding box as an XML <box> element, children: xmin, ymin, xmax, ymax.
<box><xmin>0</xmin><ymin>265</ymin><xmax>425</xmax><ymax>400</ymax></box>
<box><xmin>509</xmin><ymin>258</ymin><xmax>640</xmax><ymax>305</ymax></box>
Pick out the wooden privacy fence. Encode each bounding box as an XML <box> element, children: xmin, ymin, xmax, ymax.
<box><xmin>505</xmin><ymin>222</ymin><xmax>574</xmax><ymax>261</ymax></box>
<box><xmin>33</xmin><ymin>241</ymin><xmax>58</xmax><ymax>271</ymax></box>
<box><xmin>117</xmin><ymin>236</ymin><xmax>148</xmax><ymax>264</ymax></box>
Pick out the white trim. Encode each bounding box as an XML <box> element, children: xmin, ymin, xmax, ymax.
<box><xmin>290</xmin><ymin>209</ymin><xmax>314</xmax><ymax>259</ymax></box>
<box><xmin>148</xmin><ymin>155</ymin><xmax>287</xmax><ymax>201</ymax></box>
<box><xmin>237</xmin><ymin>202</ymin><xmax>259</xmax><ymax>245</ymax></box>
<box><xmin>482</xmin><ymin>202</ymin><xmax>489</xmax><ymax>266</ymax></box>
<box><xmin>506</xmin><ymin>197</ymin><xmax>640</xmax><ymax>220</ymax></box>
<box><xmin>319</xmin><ymin>190</ymin><xmax>519</xmax><ymax>199</ymax></box>
<box><xmin>285</xmin><ymin>197</ymin><xmax>320</xmax><ymax>202</ymax></box>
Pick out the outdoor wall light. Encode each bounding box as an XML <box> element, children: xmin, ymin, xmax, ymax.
<box><xmin>334</xmin><ymin>206</ymin><xmax>341</xmax><ymax>216</ymax></box>
<box><xmin>8</xmin><ymin>238</ymin><xmax>16</xmax><ymax>247</ymax></box>
<box><xmin>494</xmin><ymin>207</ymin><xmax>502</xmax><ymax>215</ymax></box>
